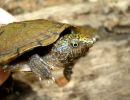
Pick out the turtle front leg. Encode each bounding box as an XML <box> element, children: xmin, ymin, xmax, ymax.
<box><xmin>29</xmin><ymin>54</ymin><xmax>53</xmax><ymax>80</ymax></box>
<box><xmin>64</xmin><ymin>66</ymin><xmax>73</xmax><ymax>81</ymax></box>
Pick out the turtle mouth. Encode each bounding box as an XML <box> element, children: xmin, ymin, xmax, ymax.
<box><xmin>85</xmin><ymin>36</ymin><xmax>97</xmax><ymax>47</ymax></box>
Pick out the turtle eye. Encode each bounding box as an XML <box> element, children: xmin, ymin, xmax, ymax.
<box><xmin>71</xmin><ymin>41</ymin><xmax>79</xmax><ymax>48</ymax></box>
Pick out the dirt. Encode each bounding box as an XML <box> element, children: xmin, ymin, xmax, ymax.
<box><xmin>0</xmin><ymin>0</ymin><xmax>130</xmax><ymax>100</ymax></box>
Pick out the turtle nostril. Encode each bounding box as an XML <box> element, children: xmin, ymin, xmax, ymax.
<box><xmin>93</xmin><ymin>35</ymin><xmax>100</xmax><ymax>42</ymax></box>
<box><xmin>92</xmin><ymin>37</ymin><xmax>96</xmax><ymax>43</ymax></box>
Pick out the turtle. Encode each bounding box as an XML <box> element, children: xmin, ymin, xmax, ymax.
<box><xmin>0</xmin><ymin>19</ymin><xmax>96</xmax><ymax>85</ymax></box>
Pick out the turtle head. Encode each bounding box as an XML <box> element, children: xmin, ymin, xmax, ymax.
<box><xmin>52</xmin><ymin>27</ymin><xmax>97</xmax><ymax>63</ymax></box>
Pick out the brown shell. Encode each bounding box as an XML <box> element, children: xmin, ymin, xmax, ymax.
<box><xmin>0</xmin><ymin>19</ymin><xmax>70</xmax><ymax>65</ymax></box>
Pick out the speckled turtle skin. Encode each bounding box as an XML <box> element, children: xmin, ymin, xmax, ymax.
<box><xmin>0</xmin><ymin>19</ymin><xmax>96</xmax><ymax>82</ymax></box>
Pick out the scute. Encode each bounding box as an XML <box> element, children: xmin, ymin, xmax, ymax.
<box><xmin>0</xmin><ymin>19</ymin><xmax>70</xmax><ymax>65</ymax></box>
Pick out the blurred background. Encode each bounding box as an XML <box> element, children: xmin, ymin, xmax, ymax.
<box><xmin>0</xmin><ymin>0</ymin><xmax>130</xmax><ymax>100</ymax></box>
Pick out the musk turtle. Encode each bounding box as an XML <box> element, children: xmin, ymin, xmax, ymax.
<box><xmin>0</xmin><ymin>19</ymin><xmax>96</xmax><ymax>84</ymax></box>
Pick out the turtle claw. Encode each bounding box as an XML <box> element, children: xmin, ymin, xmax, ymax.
<box><xmin>38</xmin><ymin>75</ymin><xmax>55</xmax><ymax>84</ymax></box>
<box><xmin>38</xmin><ymin>76</ymin><xmax>42</xmax><ymax>81</ymax></box>
<box><xmin>47</xmin><ymin>77</ymin><xmax>55</xmax><ymax>84</ymax></box>
<box><xmin>51</xmin><ymin>77</ymin><xmax>55</xmax><ymax>82</ymax></box>
<box><xmin>47</xmin><ymin>80</ymin><xmax>52</xmax><ymax>84</ymax></box>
